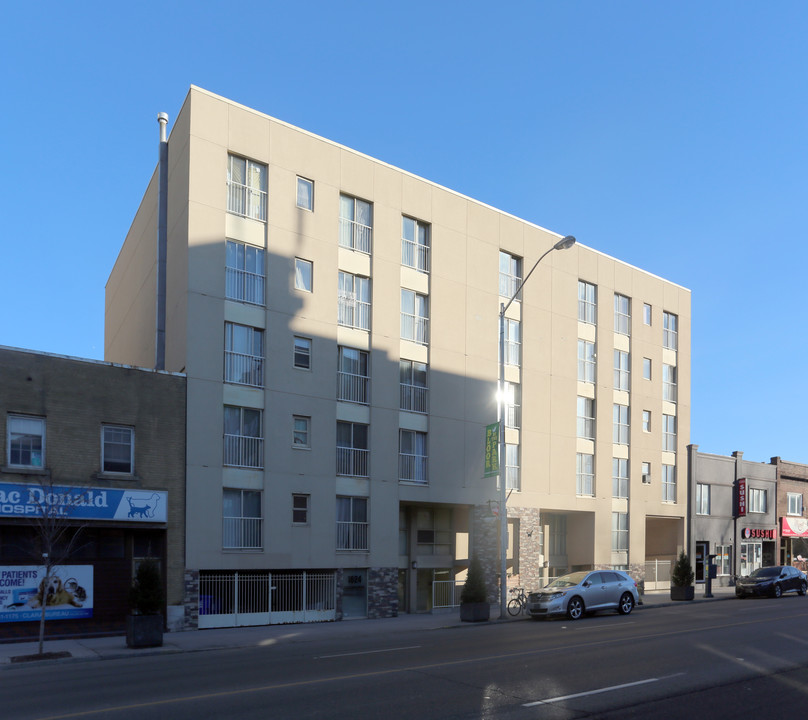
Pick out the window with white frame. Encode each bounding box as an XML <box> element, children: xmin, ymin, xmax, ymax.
<box><xmin>749</xmin><ymin>487</ymin><xmax>767</xmax><ymax>513</ymax></box>
<box><xmin>505</xmin><ymin>443</ymin><xmax>520</xmax><ymax>491</ymax></box>
<box><xmin>696</xmin><ymin>483</ymin><xmax>710</xmax><ymax>515</ymax></box>
<box><xmin>578</xmin><ymin>280</ymin><xmax>597</xmax><ymax>324</ymax></box>
<box><xmin>788</xmin><ymin>492</ymin><xmax>803</xmax><ymax>516</ymax></box>
<box><xmin>293</xmin><ymin>336</ymin><xmax>312</xmax><ymax>370</ymax></box>
<box><xmin>643</xmin><ymin>357</ymin><xmax>652</xmax><ymax>381</ymax></box>
<box><xmin>613</xmin><ymin>458</ymin><xmax>629</xmax><ymax>499</ymax></box>
<box><xmin>226</xmin><ymin>240</ymin><xmax>265</xmax><ymax>305</ymax></box>
<box><xmin>614</xmin><ymin>350</ymin><xmax>630</xmax><ymax>391</ymax></box>
<box><xmin>224</xmin><ymin>322</ymin><xmax>264</xmax><ymax>387</ymax></box>
<box><xmin>293</xmin><ymin>416</ymin><xmax>310</xmax><ymax>449</ymax></box>
<box><xmin>504</xmin><ymin>382</ymin><xmax>521</xmax><ymax>429</ymax></box>
<box><xmin>499</xmin><ymin>251</ymin><xmax>522</xmax><ymax>298</ymax></box>
<box><xmin>663</xmin><ymin>364</ymin><xmax>677</xmax><ymax>403</ymax></box>
<box><xmin>296</xmin><ymin>176</ymin><xmax>314</xmax><ymax>211</ymax></box>
<box><xmin>400</xmin><ymin>359</ymin><xmax>428</xmax><ymax>413</ymax></box>
<box><xmin>7</xmin><ymin>415</ymin><xmax>45</xmax><ymax>468</ymax></box>
<box><xmin>614</xmin><ymin>294</ymin><xmax>631</xmax><ymax>335</ymax></box>
<box><xmin>336</xmin><ymin>421</ymin><xmax>369</xmax><ymax>477</ymax></box>
<box><xmin>401</xmin><ymin>289</ymin><xmax>429</xmax><ymax>345</ymax></box>
<box><xmin>336</xmin><ymin>496</ymin><xmax>368</xmax><ymax>551</ymax></box>
<box><xmin>612</xmin><ymin>512</ymin><xmax>628</xmax><ymax>552</ymax></box>
<box><xmin>642</xmin><ymin>461</ymin><xmax>651</xmax><ymax>484</ymax></box>
<box><xmin>339</xmin><ymin>195</ymin><xmax>372</xmax><ymax>254</ymax></box>
<box><xmin>222</xmin><ymin>489</ymin><xmax>262</xmax><ymax>549</ymax></box>
<box><xmin>338</xmin><ymin>347</ymin><xmax>369</xmax><ymax>404</ymax></box>
<box><xmin>716</xmin><ymin>545</ymin><xmax>732</xmax><ymax>576</ymax></box>
<box><xmin>662</xmin><ymin>414</ymin><xmax>676</xmax><ymax>452</ymax></box>
<box><xmin>295</xmin><ymin>258</ymin><xmax>313</xmax><ymax>292</ymax></box>
<box><xmin>227</xmin><ymin>155</ymin><xmax>267</xmax><ymax>221</ymax></box>
<box><xmin>502</xmin><ymin>318</ymin><xmax>521</xmax><ymax>366</ymax></box>
<box><xmin>613</xmin><ymin>404</ymin><xmax>629</xmax><ymax>445</ymax></box>
<box><xmin>292</xmin><ymin>494</ymin><xmax>309</xmax><ymax>524</ymax></box>
<box><xmin>577</xmin><ymin>397</ymin><xmax>595</xmax><ymax>440</ymax></box>
<box><xmin>662</xmin><ymin>464</ymin><xmax>676</xmax><ymax>502</ymax></box>
<box><xmin>577</xmin><ymin>453</ymin><xmax>594</xmax><ymax>496</ymax></box>
<box><xmin>399</xmin><ymin>430</ymin><xmax>428</xmax><ymax>484</ymax></box>
<box><xmin>578</xmin><ymin>340</ymin><xmax>595</xmax><ymax>383</ymax></box>
<box><xmin>338</xmin><ymin>272</ymin><xmax>371</xmax><ymax>330</ymax></box>
<box><xmin>642</xmin><ymin>410</ymin><xmax>651</xmax><ymax>433</ymax></box>
<box><xmin>102</xmin><ymin>425</ymin><xmax>134</xmax><ymax>474</ymax></box>
<box><xmin>402</xmin><ymin>216</ymin><xmax>430</xmax><ymax>273</ymax></box>
<box><xmin>223</xmin><ymin>406</ymin><xmax>263</xmax><ymax>469</ymax></box>
<box><xmin>643</xmin><ymin>303</ymin><xmax>652</xmax><ymax>325</ymax></box>
<box><xmin>663</xmin><ymin>312</ymin><xmax>678</xmax><ymax>351</ymax></box>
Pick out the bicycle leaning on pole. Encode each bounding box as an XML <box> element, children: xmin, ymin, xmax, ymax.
<box><xmin>507</xmin><ymin>586</ymin><xmax>528</xmax><ymax>616</ymax></box>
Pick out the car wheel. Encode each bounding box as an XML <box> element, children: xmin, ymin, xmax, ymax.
<box><xmin>567</xmin><ymin>596</ymin><xmax>584</xmax><ymax>620</ymax></box>
<box><xmin>800</xmin><ymin>582</ymin><xmax>807</xmax><ymax>596</ymax></box>
<box><xmin>618</xmin><ymin>592</ymin><xmax>634</xmax><ymax>615</ymax></box>
<box><xmin>773</xmin><ymin>584</ymin><xmax>782</xmax><ymax>598</ymax></box>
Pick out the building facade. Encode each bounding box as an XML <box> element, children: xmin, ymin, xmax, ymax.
<box><xmin>772</xmin><ymin>457</ymin><xmax>808</xmax><ymax>568</ymax></box>
<box><xmin>105</xmin><ymin>86</ymin><xmax>691</xmax><ymax>626</ymax></box>
<box><xmin>0</xmin><ymin>347</ymin><xmax>186</xmax><ymax>639</ymax></box>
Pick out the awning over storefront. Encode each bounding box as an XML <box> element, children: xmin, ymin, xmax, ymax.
<box><xmin>781</xmin><ymin>517</ymin><xmax>808</xmax><ymax>538</ymax></box>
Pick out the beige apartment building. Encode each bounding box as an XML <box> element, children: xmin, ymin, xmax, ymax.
<box><xmin>105</xmin><ymin>86</ymin><xmax>691</xmax><ymax>627</ymax></box>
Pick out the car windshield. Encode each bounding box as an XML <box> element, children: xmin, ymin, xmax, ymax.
<box><xmin>546</xmin><ymin>572</ymin><xmax>589</xmax><ymax>588</ymax></box>
<box><xmin>749</xmin><ymin>567</ymin><xmax>781</xmax><ymax>579</ymax></box>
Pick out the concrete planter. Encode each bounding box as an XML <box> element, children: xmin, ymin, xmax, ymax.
<box><xmin>670</xmin><ymin>585</ymin><xmax>695</xmax><ymax>601</ymax></box>
<box><xmin>460</xmin><ymin>602</ymin><xmax>490</xmax><ymax>622</ymax></box>
<box><xmin>126</xmin><ymin>614</ymin><xmax>164</xmax><ymax>648</ymax></box>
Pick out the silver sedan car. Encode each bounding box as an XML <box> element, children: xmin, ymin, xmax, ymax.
<box><xmin>527</xmin><ymin>570</ymin><xmax>639</xmax><ymax>620</ymax></box>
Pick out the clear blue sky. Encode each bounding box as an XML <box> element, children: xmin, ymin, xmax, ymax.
<box><xmin>2</xmin><ymin>2</ymin><xmax>806</xmax><ymax>464</ymax></box>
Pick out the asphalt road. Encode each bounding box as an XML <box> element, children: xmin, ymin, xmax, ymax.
<box><xmin>4</xmin><ymin>596</ymin><xmax>808</xmax><ymax>719</ymax></box>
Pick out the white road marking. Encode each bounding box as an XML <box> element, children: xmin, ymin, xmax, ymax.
<box><xmin>523</xmin><ymin>673</ymin><xmax>684</xmax><ymax>707</ymax></box>
<box><xmin>315</xmin><ymin>645</ymin><xmax>421</xmax><ymax>659</ymax></box>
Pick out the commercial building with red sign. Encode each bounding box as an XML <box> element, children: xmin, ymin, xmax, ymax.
<box><xmin>772</xmin><ymin>457</ymin><xmax>808</xmax><ymax>570</ymax></box>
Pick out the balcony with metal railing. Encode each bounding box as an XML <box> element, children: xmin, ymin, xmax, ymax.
<box><xmin>225</xmin><ymin>351</ymin><xmax>264</xmax><ymax>388</ymax></box>
<box><xmin>336</xmin><ymin>521</ymin><xmax>369</xmax><ymax>551</ymax></box>
<box><xmin>223</xmin><ymin>434</ymin><xmax>264</xmax><ymax>469</ymax></box>
<box><xmin>338</xmin><ymin>293</ymin><xmax>371</xmax><ymax>330</ymax></box>
<box><xmin>399</xmin><ymin>453</ymin><xmax>428</xmax><ymax>484</ymax></box>
<box><xmin>336</xmin><ymin>447</ymin><xmax>369</xmax><ymax>477</ymax></box>
<box><xmin>402</xmin><ymin>238</ymin><xmax>430</xmax><ymax>273</ymax></box>
<box><xmin>339</xmin><ymin>218</ymin><xmax>372</xmax><ymax>254</ymax></box>
<box><xmin>227</xmin><ymin>181</ymin><xmax>267</xmax><ymax>221</ymax></box>
<box><xmin>400</xmin><ymin>383</ymin><xmax>428</xmax><ymax>413</ymax></box>
<box><xmin>226</xmin><ymin>267</ymin><xmax>265</xmax><ymax>305</ymax></box>
<box><xmin>401</xmin><ymin>313</ymin><xmax>429</xmax><ymax>345</ymax></box>
<box><xmin>222</xmin><ymin>517</ymin><xmax>263</xmax><ymax>549</ymax></box>
<box><xmin>338</xmin><ymin>371</ymin><xmax>369</xmax><ymax>405</ymax></box>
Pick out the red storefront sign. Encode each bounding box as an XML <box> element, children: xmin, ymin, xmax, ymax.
<box><xmin>781</xmin><ymin>517</ymin><xmax>808</xmax><ymax>538</ymax></box>
<box><xmin>736</xmin><ymin>477</ymin><xmax>747</xmax><ymax>517</ymax></box>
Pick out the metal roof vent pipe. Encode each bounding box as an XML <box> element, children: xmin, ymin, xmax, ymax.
<box><xmin>155</xmin><ymin>112</ymin><xmax>169</xmax><ymax>370</ymax></box>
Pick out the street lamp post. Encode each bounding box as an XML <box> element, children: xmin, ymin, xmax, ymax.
<box><xmin>497</xmin><ymin>235</ymin><xmax>576</xmax><ymax>618</ymax></box>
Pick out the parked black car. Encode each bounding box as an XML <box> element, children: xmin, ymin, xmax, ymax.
<box><xmin>735</xmin><ymin>566</ymin><xmax>807</xmax><ymax>598</ymax></box>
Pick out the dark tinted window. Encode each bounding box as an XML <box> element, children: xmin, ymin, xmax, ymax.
<box><xmin>751</xmin><ymin>567</ymin><xmax>781</xmax><ymax>578</ymax></box>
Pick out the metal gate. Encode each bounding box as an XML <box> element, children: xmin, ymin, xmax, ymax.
<box><xmin>198</xmin><ymin>570</ymin><xmax>336</xmax><ymax>628</ymax></box>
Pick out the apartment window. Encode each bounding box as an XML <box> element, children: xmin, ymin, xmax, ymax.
<box><xmin>415</xmin><ymin>508</ymin><xmax>452</xmax><ymax>556</ymax></box>
<box><xmin>499</xmin><ymin>251</ymin><xmax>522</xmax><ymax>298</ymax></box>
<box><xmin>749</xmin><ymin>488</ymin><xmax>767</xmax><ymax>513</ymax></box>
<box><xmin>7</xmin><ymin>415</ymin><xmax>45</xmax><ymax>468</ymax></box>
<box><xmin>223</xmin><ymin>407</ymin><xmax>263</xmax><ymax>469</ymax></box>
<box><xmin>226</xmin><ymin>240</ymin><xmax>265</xmax><ymax>305</ymax></box>
<box><xmin>576</xmin><ymin>453</ymin><xmax>594</xmax><ymax>496</ymax></box>
<box><xmin>336</xmin><ymin>421</ymin><xmax>369</xmax><ymax>477</ymax></box>
<box><xmin>788</xmin><ymin>492</ymin><xmax>803</xmax><ymax>516</ymax></box>
<box><xmin>613</xmin><ymin>458</ymin><xmax>629</xmax><ymax>499</ymax></box>
<box><xmin>502</xmin><ymin>318</ymin><xmax>521</xmax><ymax>366</ymax></box>
<box><xmin>338</xmin><ymin>347</ymin><xmax>369</xmax><ymax>404</ymax></box>
<box><xmin>614</xmin><ymin>350</ymin><xmax>630</xmax><ymax>391</ymax></box>
<box><xmin>696</xmin><ymin>483</ymin><xmax>711</xmax><ymax>515</ymax></box>
<box><xmin>399</xmin><ymin>430</ymin><xmax>428</xmax><ymax>484</ymax></box>
<box><xmin>296</xmin><ymin>177</ymin><xmax>314</xmax><ymax>211</ymax></box>
<box><xmin>643</xmin><ymin>303</ymin><xmax>652</xmax><ymax>325</ymax></box>
<box><xmin>643</xmin><ymin>357</ymin><xmax>652</xmax><ymax>381</ymax></box>
<box><xmin>401</xmin><ymin>289</ymin><xmax>429</xmax><ymax>345</ymax></box>
<box><xmin>222</xmin><ymin>489</ymin><xmax>262</xmax><ymax>549</ymax></box>
<box><xmin>227</xmin><ymin>154</ymin><xmax>267</xmax><ymax>221</ymax></box>
<box><xmin>663</xmin><ymin>312</ymin><xmax>678</xmax><ymax>351</ymax></box>
<box><xmin>612</xmin><ymin>512</ymin><xmax>628</xmax><ymax>552</ymax></box>
<box><xmin>662</xmin><ymin>464</ymin><xmax>676</xmax><ymax>503</ymax></box>
<box><xmin>292</xmin><ymin>494</ymin><xmax>310</xmax><ymax>525</ymax></box>
<box><xmin>295</xmin><ymin>258</ymin><xmax>313</xmax><ymax>292</ymax></box>
<box><xmin>339</xmin><ymin>195</ymin><xmax>372</xmax><ymax>254</ymax></box>
<box><xmin>578</xmin><ymin>281</ymin><xmax>597</xmax><ymax>324</ymax></box>
<box><xmin>662</xmin><ymin>414</ymin><xmax>676</xmax><ymax>452</ymax></box>
<box><xmin>294</xmin><ymin>336</ymin><xmax>312</xmax><ymax>370</ymax></box>
<box><xmin>504</xmin><ymin>382</ymin><xmax>521</xmax><ymax>429</ymax></box>
<box><xmin>578</xmin><ymin>340</ymin><xmax>596</xmax><ymax>383</ymax></box>
<box><xmin>642</xmin><ymin>462</ymin><xmax>651</xmax><ymax>484</ymax></box>
<box><xmin>101</xmin><ymin>425</ymin><xmax>134</xmax><ymax>474</ymax></box>
<box><xmin>577</xmin><ymin>397</ymin><xmax>595</xmax><ymax>440</ymax></box>
<box><xmin>663</xmin><ymin>364</ymin><xmax>677</xmax><ymax>403</ymax></box>
<box><xmin>505</xmin><ymin>443</ymin><xmax>520</xmax><ymax>491</ymax></box>
<box><xmin>614</xmin><ymin>294</ymin><xmax>631</xmax><ymax>335</ymax></box>
<box><xmin>338</xmin><ymin>271</ymin><xmax>371</xmax><ymax>330</ymax></box>
<box><xmin>293</xmin><ymin>416</ymin><xmax>310</xmax><ymax>449</ymax></box>
<box><xmin>336</xmin><ymin>496</ymin><xmax>368</xmax><ymax>551</ymax></box>
<box><xmin>224</xmin><ymin>323</ymin><xmax>264</xmax><ymax>388</ymax></box>
<box><xmin>613</xmin><ymin>404</ymin><xmax>629</xmax><ymax>445</ymax></box>
<box><xmin>402</xmin><ymin>216</ymin><xmax>430</xmax><ymax>273</ymax></box>
<box><xmin>400</xmin><ymin>360</ymin><xmax>428</xmax><ymax>413</ymax></box>
<box><xmin>642</xmin><ymin>410</ymin><xmax>651</xmax><ymax>433</ymax></box>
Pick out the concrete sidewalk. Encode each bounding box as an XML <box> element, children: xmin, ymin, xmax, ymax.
<box><xmin>0</xmin><ymin>585</ymin><xmax>736</xmax><ymax>667</ymax></box>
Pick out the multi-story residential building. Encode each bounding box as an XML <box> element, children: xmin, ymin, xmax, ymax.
<box><xmin>0</xmin><ymin>347</ymin><xmax>186</xmax><ymax>638</ymax></box>
<box><xmin>105</xmin><ymin>86</ymin><xmax>691</xmax><ymax>626</ymax></box>
<box><xmin>771</xmin><ymin>457</ymin><xmax>808</xmax><ymax>567</ymax></box>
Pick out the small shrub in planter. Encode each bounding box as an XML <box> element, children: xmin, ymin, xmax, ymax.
<box><xmin>460</xmin><ymin>554</ymin><xmax>490</xmax><ymax>622</ymax></box>
<box><xmin>127</xmin><ymin>559</ymin><xmax>165</xmax><ymax>648</ymax></box>
<box><xmin>670</xmin><ymin>551</ymin><xmax>695</xmax><ymax>601</ymax></box>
